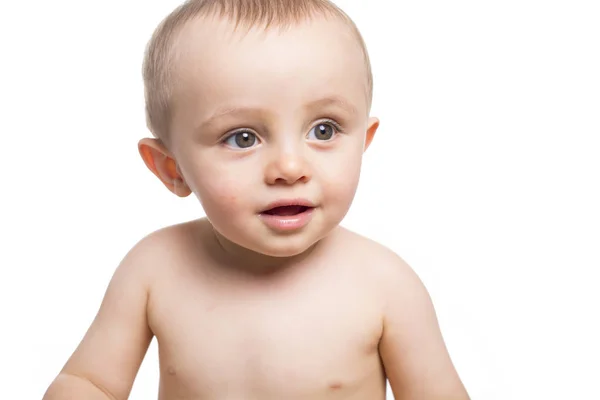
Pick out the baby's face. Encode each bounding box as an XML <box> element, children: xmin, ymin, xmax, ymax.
<box><xmin>168</xmin><ymin>15</ymin><xmax>377</xmax><ymax>257</ymax></box>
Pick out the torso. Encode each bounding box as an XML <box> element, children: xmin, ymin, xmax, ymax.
<box><xmin>147</xmin><ymin>219</ymin><xmax>387</xmax><ymax>399</ymax></box>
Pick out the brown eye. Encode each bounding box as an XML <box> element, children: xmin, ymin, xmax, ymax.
<box><xmin>225</xmin><ymin>131</ymin><xmax>258</xmax><ymax>149</ymax></box>
<box><xmin>308</xmin><ymin>122</ymin><xmax>337</xmax><ymax>141</ymax></box>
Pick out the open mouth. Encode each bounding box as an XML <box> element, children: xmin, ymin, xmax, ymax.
<box><xmin>263</xmin><ymin>205</ymin><xmax>313</xmax><ymax>216</ymax></box>
<box><xmin>258</xmin><ymin>200</ymin><xmax>316</xmax><ymax>230</ymax></box>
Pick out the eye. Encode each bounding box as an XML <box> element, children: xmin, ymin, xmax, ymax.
<box><xmin>223</xmin><ymin>131</ymin><xmax>259</xmax><ymax>149</ymax></box>
<box><xmin>307</xmin><ymin>121</ymin><xmax>340</xmax><ymax>141</ymax></box>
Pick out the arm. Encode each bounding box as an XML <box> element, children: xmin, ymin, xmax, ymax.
<box><xmin>43</xmin><ymin>236</ymin><xmax>156</xmax><ymax>400</ymax></box>
<box><xmin>378</xmin><ymin>254</ymin><xmax>469</xmax><ymax>400</ymax></box>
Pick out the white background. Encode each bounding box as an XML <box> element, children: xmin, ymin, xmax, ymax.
<box><xmin>1</xmin><ymin>0</ymin><xmax>599</xmax><ymax>399</ymax></box>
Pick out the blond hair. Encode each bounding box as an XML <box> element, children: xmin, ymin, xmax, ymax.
<box><xmin>142</xmin><ymin>0</ymin><xmax>373</xmax><ymax>145</ymax></box>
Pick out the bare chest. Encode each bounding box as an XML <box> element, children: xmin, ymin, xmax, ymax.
<box><xmin>148</xmin><ymin>262</ymin><xmax>385</xmax><ymax>399</ymax></box>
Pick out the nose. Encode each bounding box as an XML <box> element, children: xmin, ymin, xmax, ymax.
<box><xmin>264</xmin><ymin>147</ymin><xmax>311</xmax><ymax>185</ymax></box>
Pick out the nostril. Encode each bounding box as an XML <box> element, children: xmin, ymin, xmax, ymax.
<box><xmin>273</xmin><ymin>175</ymin><xmax>308</xmax><ymax>184</ymax></box>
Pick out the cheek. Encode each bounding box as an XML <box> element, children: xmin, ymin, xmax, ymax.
<box><xmin>175</xmin><ymin>144</ymin><xmax>253</xmax><ymax>218</ymax></box>
<box><xmin>183</xmin><ymin>157</ymin><xmax>255</xmax><ymax>214</ymax></box>
<box><xmin>316</xmin><ymin>145</ymin><xmax>364</xmax><ymax>200</ymax></box>
<box><xmin>198</xmin><ymin>174</ymin><xmax>250</xmax><ymax>214</ymax></box>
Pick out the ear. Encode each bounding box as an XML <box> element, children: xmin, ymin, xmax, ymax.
<box><xmin>138</xmin><ymin>138</ymin><xmax>192</xmax><ymax>197</ymax></box>
<box><xmin>364</xmin><ymin>117</ymin><xmax>379</xmax><ymax>152</ymax></box>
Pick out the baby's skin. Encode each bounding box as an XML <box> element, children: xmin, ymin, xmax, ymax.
<box><xmin>43</xmin><ymin>11</ymin><xmax>469</xmax><ymax>400</ymax></box>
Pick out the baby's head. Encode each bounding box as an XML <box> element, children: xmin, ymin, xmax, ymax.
<box><xmin>139</xmin><ymin>0</ymin><xmax>379</xmax><ymax>259</ymax></box>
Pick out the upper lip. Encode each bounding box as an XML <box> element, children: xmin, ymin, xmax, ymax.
<box><xmin>261</xmin><ymin>198</ymin><xmax>316</xmax><ymax>213</ymax></box>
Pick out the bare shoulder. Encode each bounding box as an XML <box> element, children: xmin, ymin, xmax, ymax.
<box><xmin>101</xmin><ymin>222</ymin><xmax>186</xmax><ymax>290</ymax></box>
<box><xmin>124</xmin><ymin>218</ymin><xmax>207</xmax><ymax>275</ymax></box>
<box><xmin>333</xmin><ymin>228</ymin><xmax>470</xmax><ymax>398</ymax></box>
<box><xmin>133</xmin><ymin>218</ymin><xmax>202</xmax><ymax>253</ymax></box>
<box><xmin>46</xmin><ymin>221</ymin><xmax>206</xmax><ymax>400</ymax></box>
<box><xmin>333</xmin><ymin>226</ymin><xmax>420</xmax><ymax>288</ymax></box>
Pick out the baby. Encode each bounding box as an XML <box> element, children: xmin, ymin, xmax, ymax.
<box><xmin>43</xmin><ymin>0</ymin><xmax>469</xmax><ymax>399</ymax></box>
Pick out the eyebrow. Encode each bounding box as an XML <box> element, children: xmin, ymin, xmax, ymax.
<box><xmin>304</xmin><ymin>96</ymin><xmax>358</xmax><ymax>116</ymax></box>
<box><xmin>197</xmin><ymin>96</ymin><xmax>358</xmax><ymax>131</ymax></box>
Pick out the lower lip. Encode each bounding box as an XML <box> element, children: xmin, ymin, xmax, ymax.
<box><xmin>258</xmin><ymin>208</ymin><xmax>315</xmax><ymax>232</ymax></box>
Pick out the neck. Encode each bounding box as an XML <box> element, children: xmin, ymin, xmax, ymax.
<box><xmin>209</xmin><ymin>226</ymin><xmax>322</xmax><ymax>276</ymax></box>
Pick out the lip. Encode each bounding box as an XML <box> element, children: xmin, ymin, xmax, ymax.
<box><xmin>258</xmin><ymin>198</ymin><xmax>316</xmax><ymax>232</ymax></box>
<box><xmin>260</xmin><ymin>198</ymin><xmax>316</xmax><ymax>213</ymax></box>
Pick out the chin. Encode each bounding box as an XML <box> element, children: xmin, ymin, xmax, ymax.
<box><xmin>251</xmin><ymin>237</ymin><xmax>318</xmax><ymax>258</ymax></box>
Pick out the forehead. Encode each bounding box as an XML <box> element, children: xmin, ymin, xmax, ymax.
<box><xmin>171</xmin><ymin>15</ymin><xmax>369</xmax><ymax>121</ymax></box>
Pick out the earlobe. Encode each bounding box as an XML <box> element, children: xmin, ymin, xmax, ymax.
<box><xmin>364</xmin><ymin>117</ymin><xmax>380</xmax><ymax>152</ymax></box>
<box><xmin>138</xmin><ymin>138</ymin><xmax>192</xmax><ymax>197</ymax></box>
